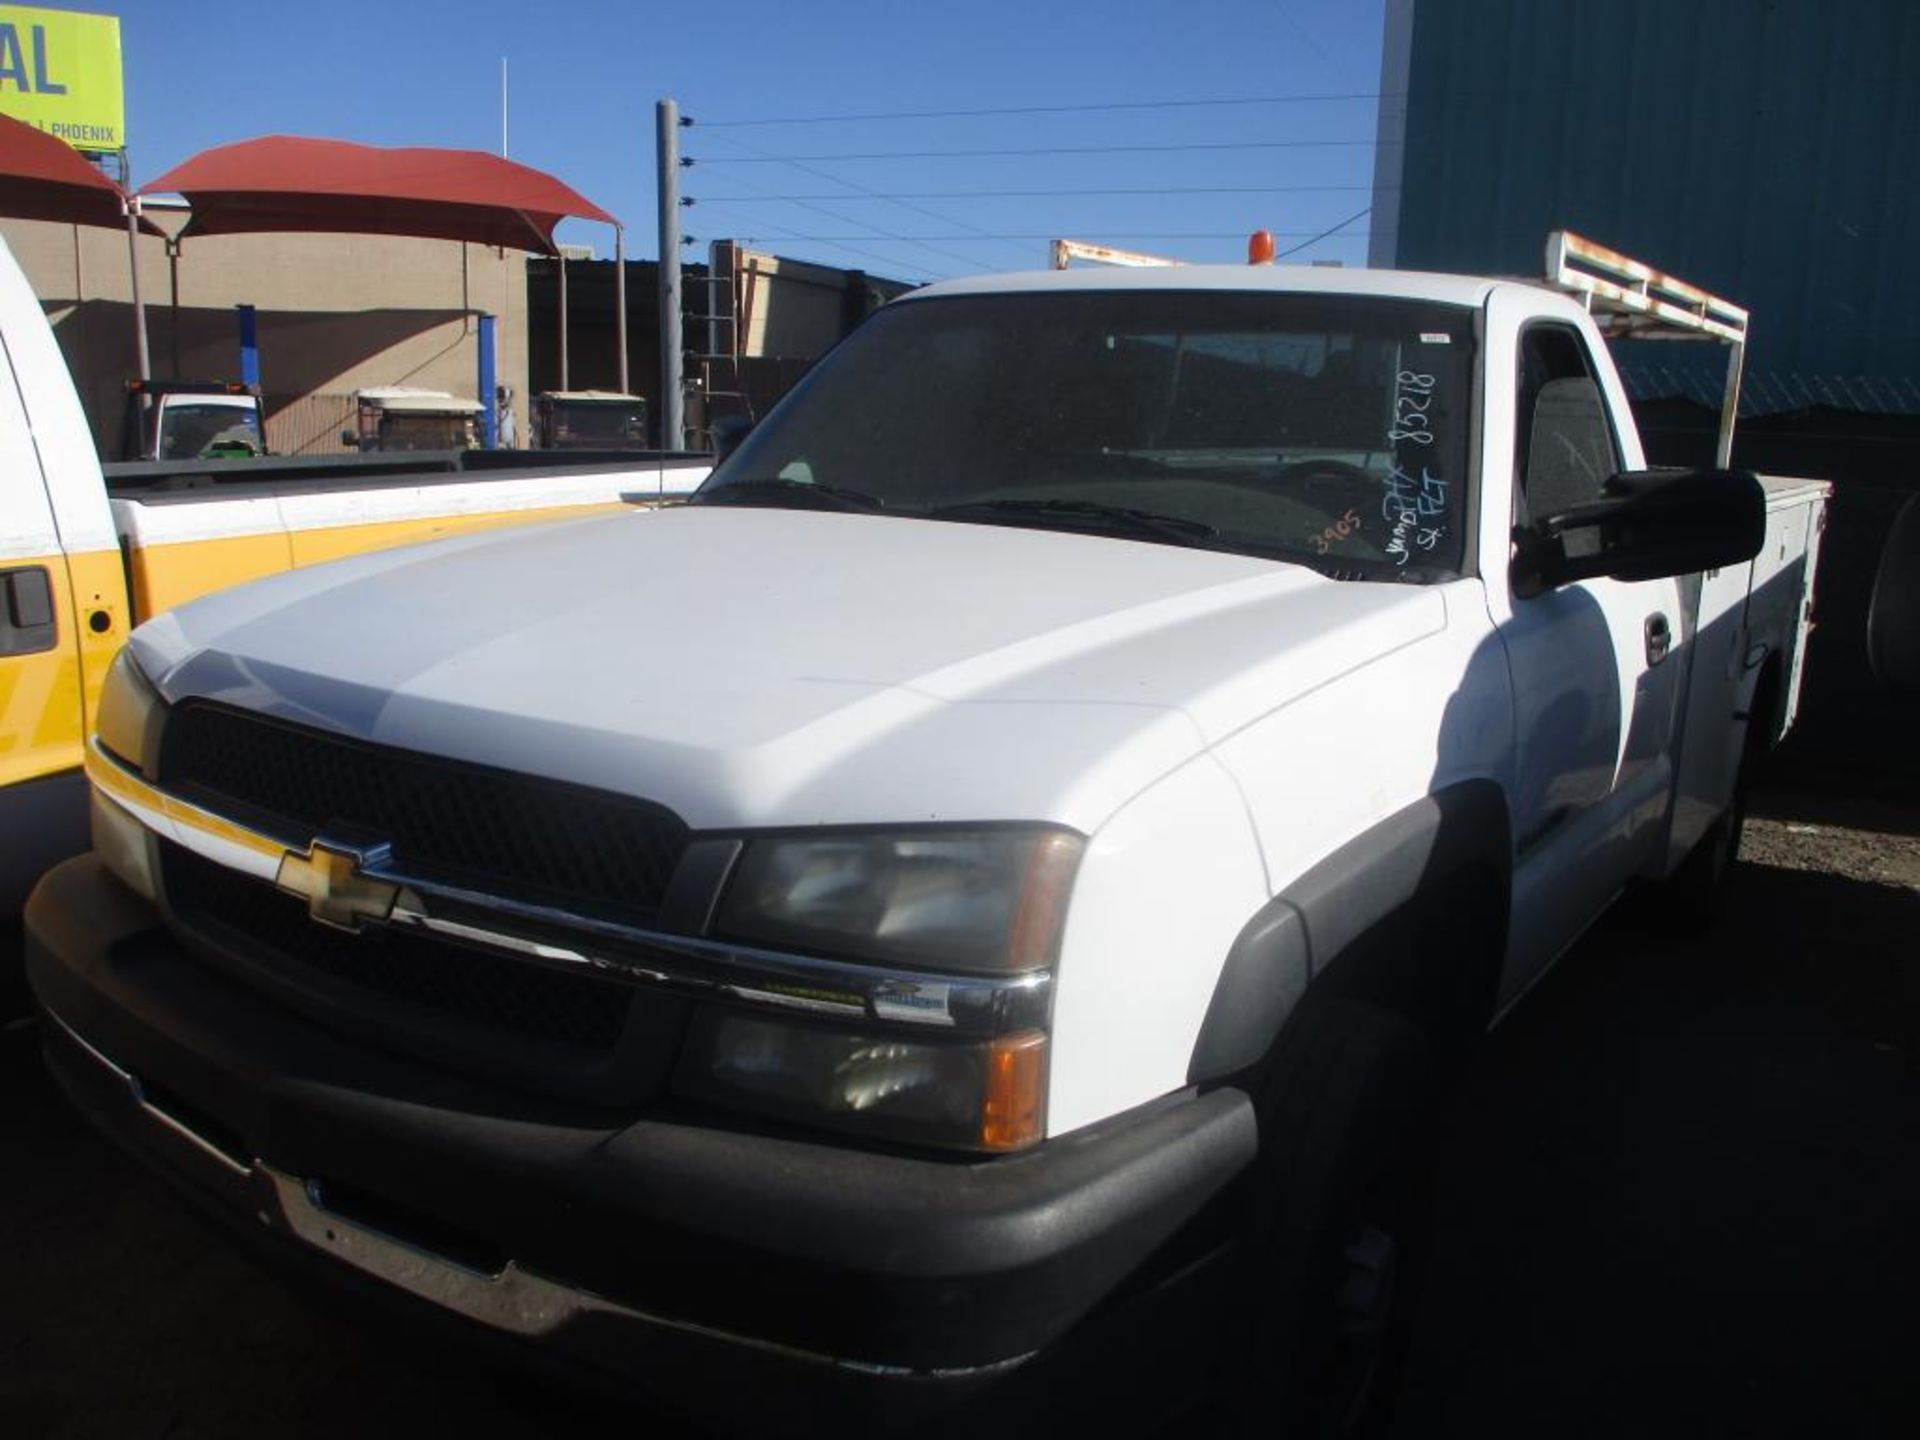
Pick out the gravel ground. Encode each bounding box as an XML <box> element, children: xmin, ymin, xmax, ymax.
<box><xmin>1742</xmin><ymin>813</ymin><xmax>1920</xmax><ymax>889</ymax></box>
<box><xmin>3</xmin><ymin>783</ymin><xmax>1916</xmax><ymax>1438</ymax></box>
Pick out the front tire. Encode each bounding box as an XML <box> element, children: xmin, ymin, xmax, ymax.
<box><xmin>1220</xmin><ymin>998</ymin><xmax>1437</xmax><ymax>1436</ymax></box>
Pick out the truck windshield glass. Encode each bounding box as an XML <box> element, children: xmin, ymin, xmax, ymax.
<box><xmin>158</xmin><ymin>403</ymin><xmax>263</xmax><ymax>460</ymax></box>
<box><xmin>698</xmin><ymin>290</ymin><xmax>1476</xmax><ymax>578</ymax></box>
<box><xmin>379</xmin><ymin>413</ymin><xmax>476</xmax><ymax>451</ymax></box>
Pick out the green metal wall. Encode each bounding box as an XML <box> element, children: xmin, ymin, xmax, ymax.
<box><xmin>1374</xmin><ymin>0</ymin><xmax>1920</xmax><ymax>413</ymax></box>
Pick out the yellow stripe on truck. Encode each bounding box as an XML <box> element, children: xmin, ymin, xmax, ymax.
<box><xmin>128</xmin><ymin>530</ymin><xmax>296</xmax><ymax>618</ymax></box>
<box><xmin>0</xmin><ymin>549</ymin><xmax>82</xmax><ymax>788</ymax></box>
<box><xmin>83</xmin><ymin>738</ymin><xmax>288</xmax><ymax>869</ymax></box>
<box><xmin>65</xmin><ymin>545</ymin><xmax>132</xmax><ymax>740</ymax></box>
<box><xmin>133</xmin><ymin>499</ymin><xmax>632</xmax><ymax>615</ymax></box>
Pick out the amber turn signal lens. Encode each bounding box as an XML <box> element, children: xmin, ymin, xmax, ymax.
<box><xmin>980</xmin><ymin>1031</ymin><xmax>1048</xmax><ymax>1151</ymax></box>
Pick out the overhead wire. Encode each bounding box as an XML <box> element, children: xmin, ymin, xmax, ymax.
<box><xmin>694</xmin><ymin>93</ymin><xmax>1385</xmax><ymax>126</ymax></box>
<box><xmin>686</xmin><ymin>199</ymin><xmax>948</xmax><ymax>282</ymax></box>
<box><xmin>693</xmin><ymin>139</ymin><xmax>1379</xmax><ymax>162</ymax></box>
<box><xmin>694</xmin><ymin>185</ymin><xmax>1375</xmax><ymax>201</ymax></box>
<box><xmin>683</xmin><ymin>157</ymin><xmax>979</xmax><ymax>276</ymax></box>
<box><xmin>726</xmin><ymin>230</ymin><xmax>1363</xmax><ymax>242</ymax></box>
<box><xmin>1274</xmin><ymin>205</ymin><xmax>1373</xmax><ymax>259</ymax></box>
<box><xmin>691</xmin><ymin>128</ymin><xmax>1032</xmax><ymax>267</ymax></box>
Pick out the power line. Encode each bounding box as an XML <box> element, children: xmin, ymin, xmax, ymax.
<box><xmin>694</xmin><ymin>131</ymin><xmax>1032</xmax><ymax>266</ymax></box>
<box><xmin>693</xmin><ymin>93</ymin><xmax>1385</xmax><ymax>127</ymax></box>
<box><xmin>720</xmin><ymin>231</ymin><xmax>1371</xmax><ymax>243</ymax></box>
<box><xmin>688</xmin><ymin>200</ymin><xmax>948</xmax><ymax>282</ymax></box>
<box><xmin>697</xmin><ymin>184</ymin><xmax>1376</xmax><ymax>201</ymax></box>
<box><xmin>1274</xmin><ymin>206</ymin><xmax>1373</xmax><ymax>259</ymax></box>
<box><xmin>685</xmin><ymin>158</ymin><xmax>988</xmax><ymax>274</ymax></box>
<box><xmin>691</xmin><ymin>139</ymin><xmax>1379</xmax><ymax>163</ymax></box>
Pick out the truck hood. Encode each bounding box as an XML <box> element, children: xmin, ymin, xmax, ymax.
<box><xmin>134</xmin><ymin>508</ymin><xmax>1448</xmax><ymax>833</ymax></box>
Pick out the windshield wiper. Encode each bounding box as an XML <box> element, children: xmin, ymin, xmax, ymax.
<box><xmin>929</xmin><ymin>498</ymin><xmax>1219</xmax><ymax>547</ymax></box>
<box><xmin>694</xmin><ymin>477</ymin><xmax>889</xmax><ymax>513</ymax></box>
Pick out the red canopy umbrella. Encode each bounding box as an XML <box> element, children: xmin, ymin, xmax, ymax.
<box><xmin>0</xmin><ymin>112</ymin><xmax>159</xmax><ymax>232</ymax></box>
<box><xmin>139</xmin><ymin>135</ymin><xmax>616</xmax><ymax>255</ymax></box>
<box><xmin>140</xmin><ymin>135</ymin><xmax>629</xmax><ymax>398</ymax></box>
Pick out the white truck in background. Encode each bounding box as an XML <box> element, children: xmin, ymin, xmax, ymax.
<box><xmin>0</xmin><ymin>236</ymin><xmax>710</xmax><ymax>914</ymax></box>
<box><xmin>26</xmin><ymin>235</ymin><xmax>1826</xmax><ymax>1433</ymax></box>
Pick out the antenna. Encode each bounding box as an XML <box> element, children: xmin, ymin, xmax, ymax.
<box><xmin>500</xmin><ymin>58</ymin><xmax>508</xmax><ymax>157</ymax></box>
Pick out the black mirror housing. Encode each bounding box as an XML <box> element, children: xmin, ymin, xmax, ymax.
<box><xmin>1512</xmin><ymin>468</ymin><xmax>1766</xmax><ymax>599</ymax></box>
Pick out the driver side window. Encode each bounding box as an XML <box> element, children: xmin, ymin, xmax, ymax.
<box><xmin>1514</xmin><ymin>326</ymin><xmax>1622</xmax><ymax>532</ymax></box>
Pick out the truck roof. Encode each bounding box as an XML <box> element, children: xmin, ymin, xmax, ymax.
<box><xmin>355</xmin><ymin>387</ymin><xmax>485</xmax><ymax>414</ymax></box>
<box><xmin>906</xmin><ymin>263</ymin><xmax>1505</xmax><ymax>310</ymax></box>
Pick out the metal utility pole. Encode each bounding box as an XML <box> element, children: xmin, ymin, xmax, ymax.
<box><xmin>656</xmin><ymin>98</ymin><xmax>683</xmax><ymax>450</ymax></box>
<box><xmin>124</xmin><ymin>198</ymin><xmax>151</xmax><ymax>382</ymax></box>
<box><xmin>478</xmin><ymin>312</ymin><xmax>498</xmax><ymax>448</ymax></box>
<box><xmin>557</xmin><ymin>251</ymin><xmax>569</xmax><ymax>391</ymax></box>
<box><xmin>614</xmin><ymin>228</ymin><xmax>629</xmax><ymax>395</ymax></box>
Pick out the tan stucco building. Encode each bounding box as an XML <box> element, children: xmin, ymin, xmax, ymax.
<box><xmin>0</xmin><ymin>212</ymin><xmax>529</xmax><ymax>458</ymax></box>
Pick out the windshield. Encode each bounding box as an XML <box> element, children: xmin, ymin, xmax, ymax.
<box><xmin>379</xmin><ymin>413</ymin><xmax>476</xmax><ymax>451</ymax></box>
<box><xmin>550</xmin><ymin>403</ymin><xmax>647</xmax><ymax>446</ymax></box>
<box><xmin>696</xmin><ymin>290</ymin><xmax>1476</xmax><ymax>578</ymax></box>
<box><xmin>157</xmin><ymin>402</ymin><xmax>263</xmax><ymax>460</ymax></box>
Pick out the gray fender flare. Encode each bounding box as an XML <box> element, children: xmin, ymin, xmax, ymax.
<box><xmin>1188</xmin><ymin>779</ymin><xmax>1512</xmax><ymax>1085</ymax></box>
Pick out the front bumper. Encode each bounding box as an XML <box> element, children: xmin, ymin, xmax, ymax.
<box><xmin>26</xmin><ymin>854</ymin><xmax>1257</xmax><ymax>1427</ymax></box>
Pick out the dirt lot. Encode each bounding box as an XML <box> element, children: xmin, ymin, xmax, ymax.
<box><xmin>1392</xmin><ymin>799</ymin><xmax>1920</xmax><ymax>1437</ymax></box>
<box><xmin>3</xmin><ymin>776</ymin><xmax>1916</xmax><ymax>1438</ymax></box>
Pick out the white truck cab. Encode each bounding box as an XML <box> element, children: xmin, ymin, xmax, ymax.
<box><xmin>26</xmin><ymin>237</ymin><xmax>1827</xmax><ymax>1433</ymax></box>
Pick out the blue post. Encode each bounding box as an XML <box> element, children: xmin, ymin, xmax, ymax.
<box><xmin>477</xmin><ymin>313</ymin><xmax>498</xmax><ymax>448</ymax></box>
<box><xmin>236</xmin><ymin>304</ymin><xmax>260</xmax><ymax>387</ymax></box>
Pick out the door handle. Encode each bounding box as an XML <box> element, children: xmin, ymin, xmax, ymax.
<box><xmin>1644</xmin><ymin>613</ymin><xmax>1672</xmax><ymax>666</ymax></box>
<box><xmin>1</xmin><ymin>565</ymin><xmax>56</xmax><ymax>657</ymax></box>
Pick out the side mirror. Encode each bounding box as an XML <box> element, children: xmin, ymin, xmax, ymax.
<box><xmin>1868</xmin><ymin>493</ymin><xmax>1920</xmax><ymax>696</ymax></box>
<box><xmin>339</xmin><ymin>429</ymin><xmax>358</xmax><ymax>449</ymax></box>
<box><xmin>711</xmin><ymin>414</ymin><xmax>753</xmax><ymax>462</ymax></box>
<box><xmin>1512</xmin><ymin>468</ymin><xmax>1766</xmax><ymax>599</ymax></box>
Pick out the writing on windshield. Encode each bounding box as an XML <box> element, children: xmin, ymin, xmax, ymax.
<box><xmin>701</xmin><ymin>289</ymin><xmax>1475</xmax><ymax>579</ymax></box>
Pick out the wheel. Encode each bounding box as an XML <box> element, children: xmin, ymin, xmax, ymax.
<box><xmin>1651</xmin><ymin>672</ymin><xmax>1775</xmax><ymax>934</ymax></box>
<box><xmin>1218</xmin><ymin>997</ymin><xmax>1436</xmax><ymax>1437</ymax></box>
<box><xmin>1657</xmin><ymin>779</ymin><xmax>1748</xmax><ymax>934</ymax></box>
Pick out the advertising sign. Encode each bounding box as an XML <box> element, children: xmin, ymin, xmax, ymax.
<box><xmin>0</xmin><ymin>7</ymin><xmax>123</xmax><ymax>152</ymax></box>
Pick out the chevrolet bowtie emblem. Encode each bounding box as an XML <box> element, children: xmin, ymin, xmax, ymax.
<box><xmin>275</xmin><ymin>840</ymin><xmax>400</xmax><ymax>932</ymax></box>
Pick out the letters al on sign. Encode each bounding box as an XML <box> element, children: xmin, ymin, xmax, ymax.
<box><xmin>0</xmin><ymin>7</ymin><xmax>124</xmax><ymax>153</ymax></box>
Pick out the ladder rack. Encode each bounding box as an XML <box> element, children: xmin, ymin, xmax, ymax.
<box><xmin>1545</xmin><ymin>230</ymin><xmax>1749</xmax><ymax>466</ymax></box>
<box><xmin>1049</xmin><ymin>238</ymin><xmax>1185</xmax><ymax>270</ymax></box>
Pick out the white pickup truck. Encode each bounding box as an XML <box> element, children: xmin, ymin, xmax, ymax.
<box><xmin>25</xmin><ymin>235</ymin><xmax>1827</xmax><ymax>1433</ymax></box>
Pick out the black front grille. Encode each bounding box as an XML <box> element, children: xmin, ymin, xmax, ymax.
<box><xmin>163</xmin><ymin>843</ymin><xmax>634</xmax><ymax>1054</ymax></box>
<box><xmin>158</xmin><ymin>701</ymin><xmax>688</xmax><ymax>923</ymax></box>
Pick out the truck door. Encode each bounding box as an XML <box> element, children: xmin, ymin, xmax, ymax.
<box><xmin>0</xmin><ymin>344</ymin><xmax>90</xmax><ymax>907</ymax></box>
<box><xmin>1486</xmin><ymin>306</ymin><xmax>1685</xmax><ymax>1002</ymax></box>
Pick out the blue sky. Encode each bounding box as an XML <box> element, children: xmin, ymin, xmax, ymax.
<box><xmin>117</xmin><ymin>0</ymin><xmax>1386</xmax><ymax>283</ymax></box>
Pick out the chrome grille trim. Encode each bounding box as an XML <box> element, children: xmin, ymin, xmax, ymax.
<box><xmin>89</xmin><ymin>739</ymin><xmax>1051</xmax><ymax>1039</ymax></box>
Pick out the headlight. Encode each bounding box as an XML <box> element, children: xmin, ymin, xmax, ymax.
<box><xmin>693</xmin><ymin>826</ymin><xmax>1079</xmax><ymax>1150</ymax></box>
<box><xmin>96</xmin><ymin>647</ymin><xmax>167</xmax><ymax>775</ymax></box>
<box><xmin>677</xmin><ymin>1010</ymin><xmax>1048</xmax><ymax>1152</ymax></box>
<box><xmin>714</xmin><ymin>828</ymin><xmax>1082</xmax><ymax>973</ymax></box>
